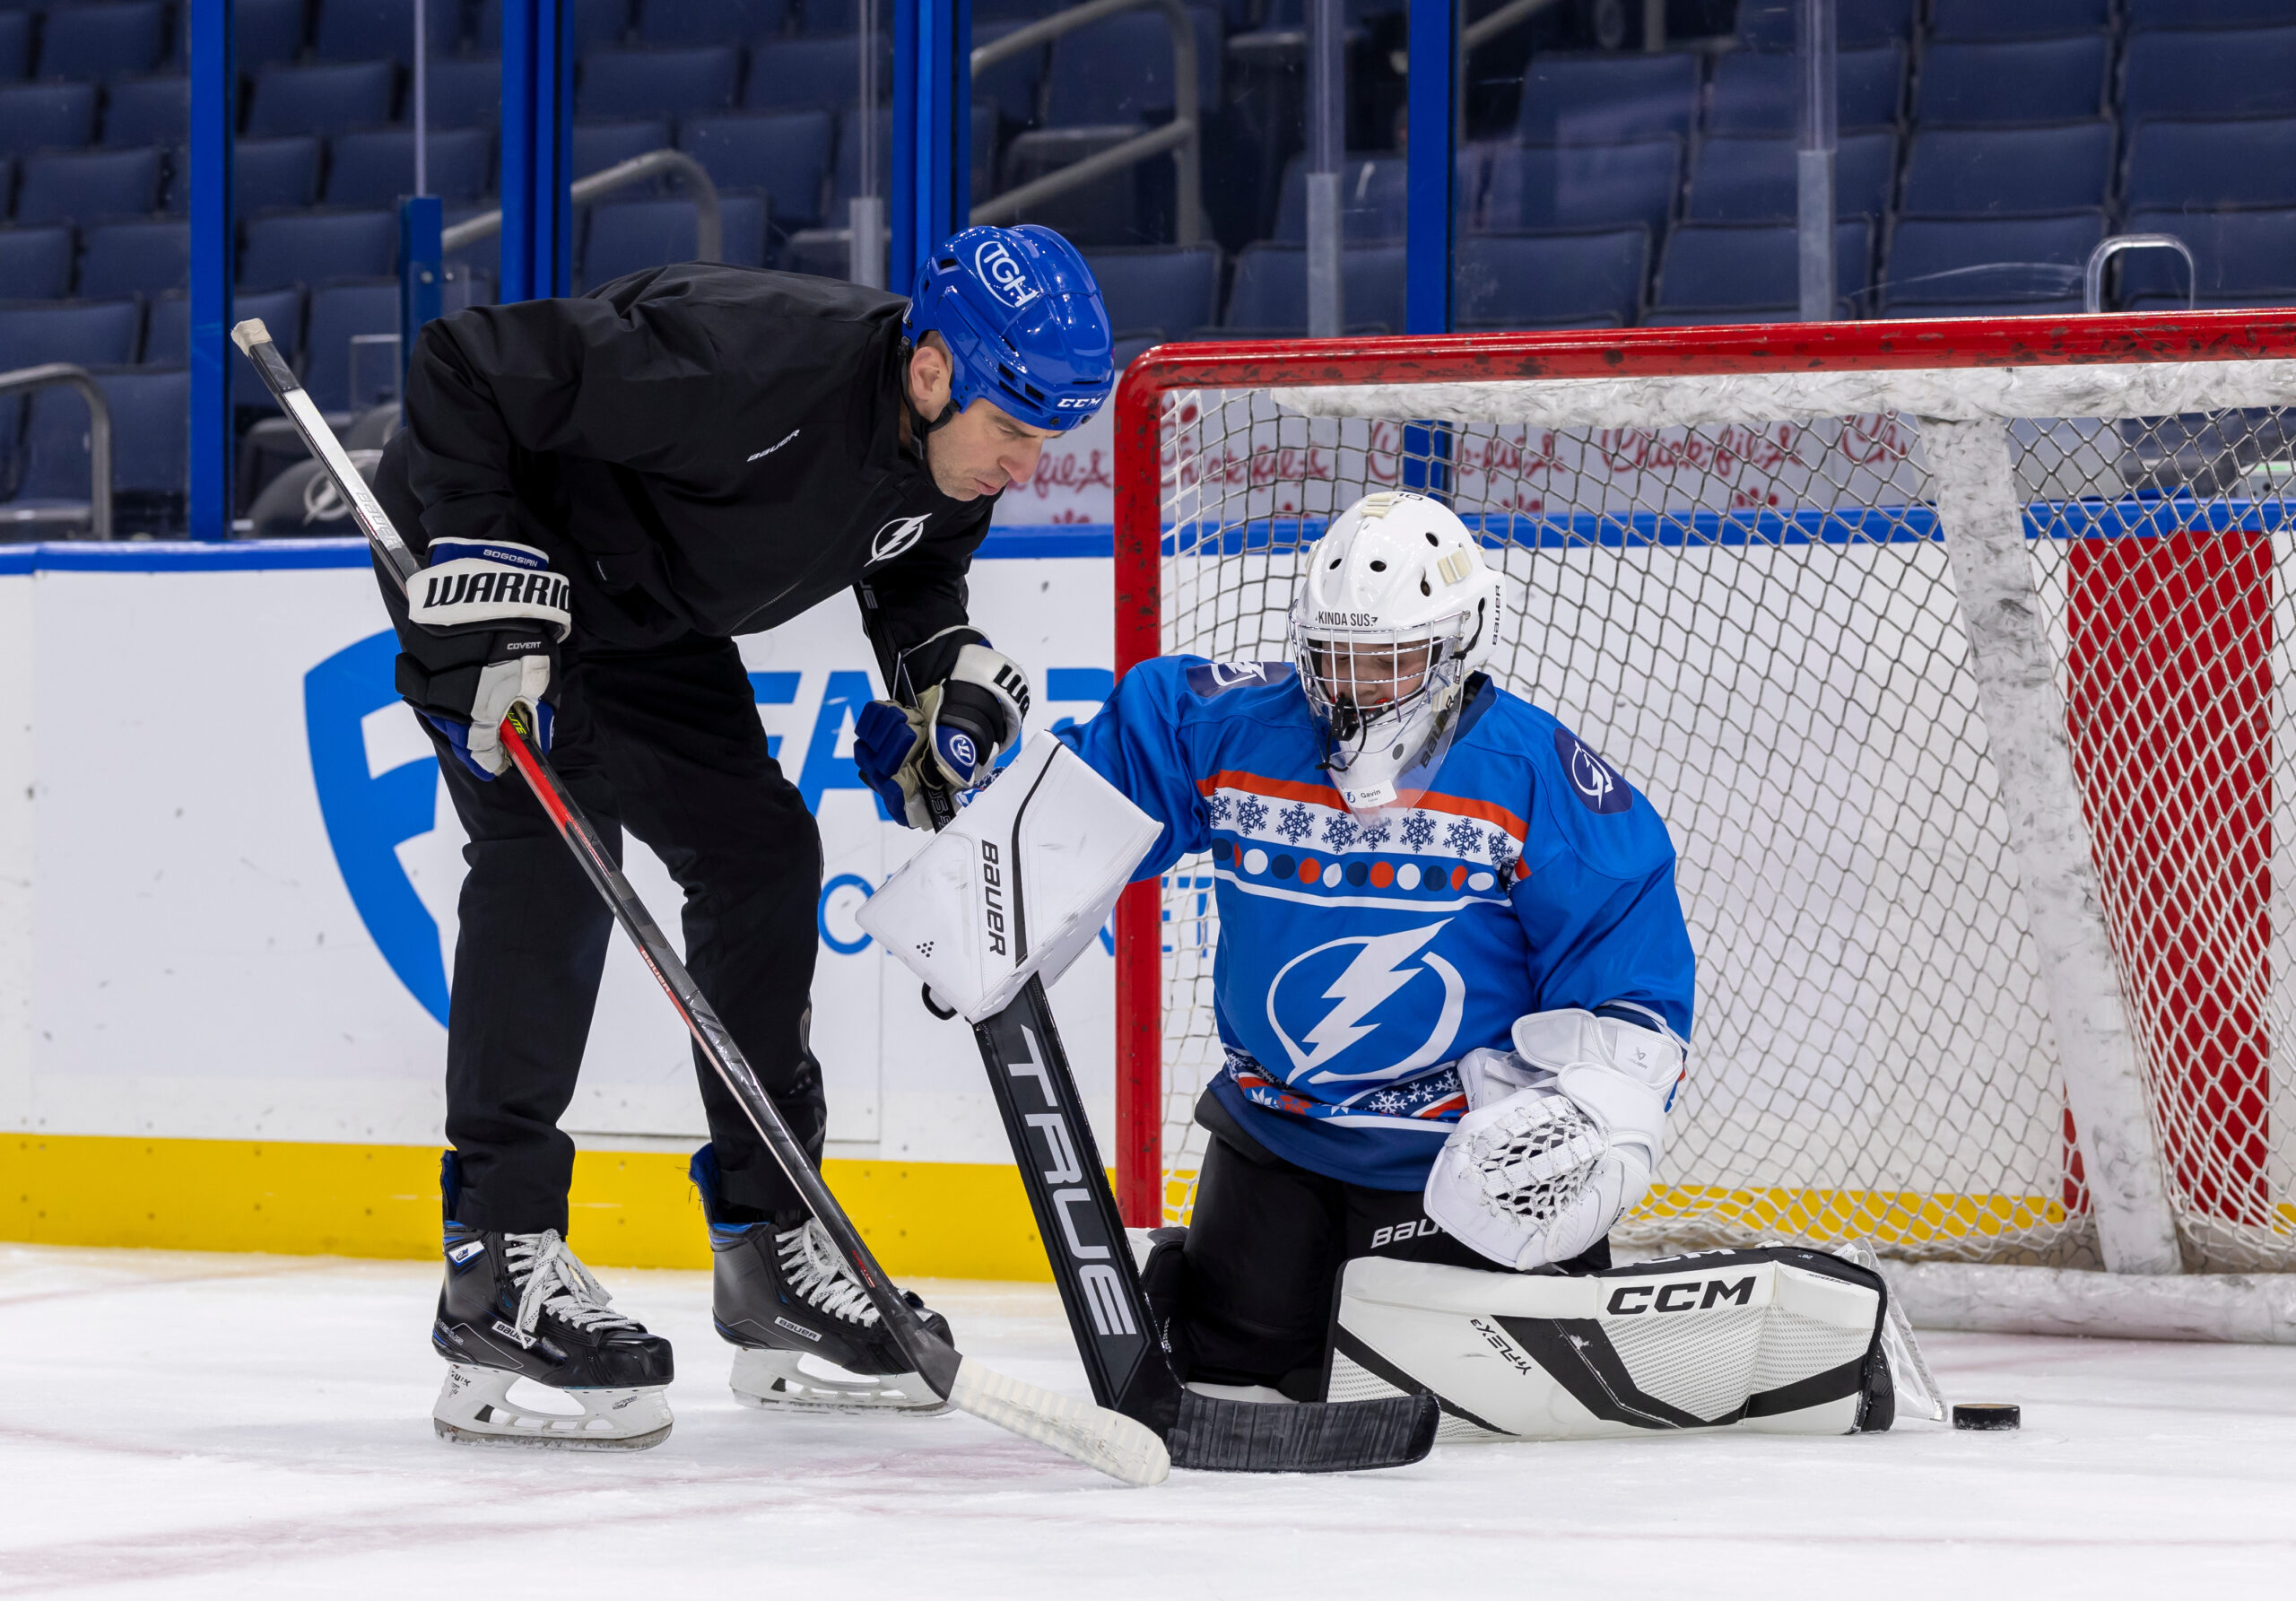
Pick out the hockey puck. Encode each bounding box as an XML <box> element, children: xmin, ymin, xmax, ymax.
<box><xmin>1952</xmin><ymin>1403</ymin><xmax>2021</xmax><ymax>1431</ymax></box>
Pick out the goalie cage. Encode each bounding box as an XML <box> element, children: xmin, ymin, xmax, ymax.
<box><xmin>1108</xmin><ymin>314</ymin><xmax>2296</xmax><ymax>1345</ymax></box>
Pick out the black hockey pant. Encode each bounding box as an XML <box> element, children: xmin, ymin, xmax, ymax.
<box><xmin>382</xmin><ymin>582</ymin><xmax>829</xmax><ymax>1235</ymax></box>
<box><xmin>1179</xmin><ymin>1109</ymin><xmax>1610</xmax><ymax>1399</ymax></box>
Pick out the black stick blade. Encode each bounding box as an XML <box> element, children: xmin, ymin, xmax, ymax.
<box><xmin>1167</xmin><ymin>1389</ymin><xmax>1438</xmax><ymax>1474</ymax></box>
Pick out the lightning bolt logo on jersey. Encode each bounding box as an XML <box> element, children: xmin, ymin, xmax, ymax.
<box><xmin>1057</xmin><ymin>656</ymin><xmax>1695</xmax><ymax>1190</ymax></box>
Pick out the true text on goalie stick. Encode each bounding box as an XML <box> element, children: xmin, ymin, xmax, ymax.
<box><xmin>230</xmin><ymin>318</ymin><xmax>1170</xmax><ymax>1489</ymax></box>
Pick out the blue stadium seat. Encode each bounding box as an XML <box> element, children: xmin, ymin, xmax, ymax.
<box><xmin>0</xmin><ymin>12</ymin><xmax>28</xmax><ymax>81</ymax></box>
<box><xmin>972</xmin><ymin>20</ymin><xmax>1044</xmax><ymax>126</ymax></box>
<box><xmin>422</xmin><ymin>57</ymin><xmax>504</xmax><ymax>129</ymax></box>
<box><xmin>325</xmin><ymin>126</ymin><xmax>495</xmax><ymax>205</ymax></box>
<box><xmin>578</xmin><ymin>47</ymin><xmax>741</xmax><ymax>120</ymax></box>
<box><xmin>77</xmin><ymin>217</ymin><xmax>187</xmax><ymax>297</ymax></box>
<box><xmin>2120</xmin><ymin>208</ymin><xmax>2296</xmax><ymax>310</ymax></box>
<box><xmin>1930</xmin><ymin>0</ymin><xmax>2108</xmax><ymax>39</ymax></box>
<box><xmin>1912</xmin><ymin>37</ymin><xmax>2109</xmax><ymax>126</ymax></box>
<box><xmin>2123</xmin><ymin>30</ymin><xmax>2296</xmax><ymax>124</ymax></box>
<box><xmin>0</xmin><ymin>82</ymin><xmax>99</xmax><ymax>152</ymax></box>
<box><xmin>314</xmin><ymin>0</ymin><xmax>465</xmax><ymax>64</ymax></box>
<box><xmin>680</xmin><ymin>109</ymin><xmax>834</xmax><ymax>229</ymax></box>
<box><xmin>2126</xmin><ymin>118</ymin><xmax>2296</xmax><ymax>212</ymax></box>
<box><xmin>637</xmin><ymin>0</ymin><xmax>789</xmax><ymax>45</ymax></box>
<box><xmin>240</xmin><ymin>209</ymin><xmax>401</xmax><ymax>289</ymax></box>
<box><xmin>14</xmin><ymin>145</ymin><xmax>162</xmax><ymax>223</ymax></box>
<box><xmin>37</xmin><ymin>2</ymin><xmax>167</xmax><ymax>81</ymax></box>
<box><xmin>1516</xmin><ymin>52</ymin><xmax>1698</xmax><ymax>145</ymax></box>
<box><xmin>15</xmin><ymin>366</ymin><xmax>189</xmax><ymax>518</ymax></box>
<box><xmin>1273</xmin><ymin>155</ymin><xmax>1409</xmax><ymax>243</ymax></box>
<box><xmin>245</xmin><ymin>62</ymin><xmax>398</xmax><ymax>138</ymax></box>
<box><xmin>1083</xmin><ymin>244</ymin><xmax>1220</xmax><ymax>338</ymax></box>
<box><xmin>578</xmin><ymin>194</ymin><xmax>767</xmax><ymax>288</ymax></box>
<box><xmin>1654</xmin><ymin>220</ymin><xmax>1873</xmax><ymax>315</ymax></box>
<box><xmin>232</xmin><ymin>135</ymin><xmax>325</xmax><ymax>213</ymax></box>
<box><xmin>798</xmin><ymin>0</ymin><xmax>866</xmax><ymax>35</ymax></box>
<box><xmin>145</xmin><ymin>284</ymin><xmax>303</xmax><ymax>405</ymax></box>
<box><xmin>1685</xmin><ymin>130</ymin><xmax>1895</xmax><ymax>222</ymax></box>
<box><xmin>301</xmin><ymin>280</ymin><xmax>404</xmax><ymax>413</ymax></box>
<box><xmin>745</xmin><ymin>35</ymin><xmax>893</xmax><ymax>111</ymax></box>
<box><xmin>574</xmin><ymin>117</ymin><xmax>672</xmax><ymax>178</ymax></box>
<box><xmin>1480</xmin><ymin>139</ymin><xmax>1680</xmax><ymax>238</ymax></box>
<box><xmin>1735</xmin><ymin>0</ymin><xmax>1911</xmax><ymax>51</ymax></box>
<box><xmin>1456</xmin><ymin>230</ymin><xmax>1647</xmax><ymax>329</ymax></box>
<box><xmin>2128</xmin><ymin>0</ymin><xmax>2291</xmax><ymax>27</ymax></box>
<box><xmin>975</xmin><ymin>0</ymin><xmax>1063</xmax><ymax>17</ymax></box>
<box><xmin>823</xmin><ymin>105</ymin><xmax>890</xmax><ymax>220</ymax></box>
<box><xmin>1223</xmin><ymin>243</ymin><xmax>1405</xmax><ymax>334</ymax></box>
<box><xmin>0</xmin><ymin>223</ymin><xmax>71</xmax><ymax>297</ymax></box>
<box><xmin>1705</xmin><ymin>45</ymin><xmax>1904</xmax><ymax>136</ymax></box>
<box><xmin>1900</xmin><ymin>122</ymin><xmax>2114</xmax><ymax>217</ymax></box>
<box><xmin>233</xmin><ymin>0</ymin><xmax>307</xmax><ymax>68</ymax></box>
<box><xmin>1880</xmin><ymin>212</ymin><xmax>2104</xmax><ymax>312</ymax></box>
<box><xmin>0</xmin><ymin>296</ymin><xmax>144</xmax><ymax>365</ymax></box>
<box><xmin>100</xmin><ymin>74</ymin><xmax>185</xmax><ymax>145</ymax></box>
<box><xmin>1040</xmin><ymin>9</ymin><xmax>1220</xmax><ymax>129</ymax></box>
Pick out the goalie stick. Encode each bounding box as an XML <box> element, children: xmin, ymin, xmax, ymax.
<box><xmin>231</xmin><ymin>318</ymin><xmax>1170</xmax><ymax>1489</ymax></box>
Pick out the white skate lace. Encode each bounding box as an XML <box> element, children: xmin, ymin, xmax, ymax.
<box><xmin>504</xmin><ymin>1231</ymin><xmax>643</xmax><ymax>1337</ymax></box>
<box><xmin>776</xmin><ymin>1219</ymin><xmax>881</xmax><ymax>1327</ymax></box>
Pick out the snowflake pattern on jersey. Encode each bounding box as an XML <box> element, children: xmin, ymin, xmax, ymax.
<box><xmin>1361</xmin><ymin>1066</ymin><xmax>1467</xmax><ymax>1120</ymax></box>
<box><xmin>1445</xmin><ymin>817</ymin><xmax>1483</xmax><ymax>857</ymax></box>
<box><xmin>1321</xmin><ymin>814</ymin><xmax>1360</xmax><ymax>850</ymax></box>
<box><xmin>1236</xmin><ymin>796</ymin><xmax>1267</xmax><ymax>834</ymax></box>
<box><xmin>1207</xmin><ymin>793</ymin><xmax>1233</xmax><ymax>825</ymax></box>
<box><xmin>1360</xmin><ymin>819</ymin><xmax>1392</xmax><ymax>849</ymax></box>
<box><xmin>1277</xmin><ymin>803</ymin><xmax>1313</xmax><ymax>844</ymax></box>
<box><xmin>1489</xmin><ymin>835</ymin><xmax>1518</xmax><ymax>879</ymax></box>
<box><xmin>1402</xmin><ymin>811</ymin><xmax>1435</xmax><ymax>850</ymax></box>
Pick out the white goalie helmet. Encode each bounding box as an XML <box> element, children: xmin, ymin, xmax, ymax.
<box><xmin>1290</xmin><ymin>491</ymin><xmax>1504</xmax><ymax>817</ymax></box>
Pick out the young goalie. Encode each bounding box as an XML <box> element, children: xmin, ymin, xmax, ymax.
<box><xmin>1051</xmin><ymin>491</ymin><xmax>1900</xmax><ymax>1437</ymax></box>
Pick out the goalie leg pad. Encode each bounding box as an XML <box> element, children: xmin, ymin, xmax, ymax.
<box><xmin>1328</xmin><ymin>1247</ymin><xmax>1892</xmax><ymax>1441</ymax></box>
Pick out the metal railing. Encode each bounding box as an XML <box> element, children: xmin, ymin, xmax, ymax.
<box><xmin>443</xmin><ymin>149</ymin><xmax>724</xmax><ymax>263</ymax></box>
<box><xmin>2085</xmin><ymin>233</ymin><xmax>2196</xmax><ymax>315</ymax></box>
<box><xmin>0</xmin><ymin>363</ymin><xmax>111</xmax><ymax>541</ymax></box>
<box><xmin>970</xmin><ymin>0</ymin><xmax>1202</xmax><ymax>245</ymax></box>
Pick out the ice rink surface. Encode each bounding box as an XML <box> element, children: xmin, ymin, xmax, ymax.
<box><xmin>3</xmin><ymin>1246</ymin><xmax>2292</xmax><ymax>1599</ymax></box>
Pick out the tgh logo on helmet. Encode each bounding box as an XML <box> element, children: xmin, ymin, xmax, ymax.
<box><xmin>973</xmin><ymin>238</ymin><xmax>1040</xmax><ymax>309</ymax></box>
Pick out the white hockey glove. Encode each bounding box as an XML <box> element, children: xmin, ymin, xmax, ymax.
<box><xmin>854</xmin><ymin>628</ymin><xmax>1030</xmax><ymax>827</ymax></box>
<box><xmin>396</xmin><ymin>537</ymin><xmax>572</xmax><ymax>779</ymax></box>
<box><xmin>1423</xmin><ymin>1008</ymin><xmax>1685</xmax><ymax>1272</ymax></box>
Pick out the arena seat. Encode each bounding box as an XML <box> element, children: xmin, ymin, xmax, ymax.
<box><xmin>1705</xmin><ymin>45</ymin><xmax>1903</xmax><ymax>137</ymax></box>
<box><xmin>971</xmin><ymin>21</ymin><xmax>1044</xmax><ymax>128</ymax></box>
<box><xmin>0</xmin><ymin>82</ymin><xmax>100</xmax><ymax>152</ymax></box>
<box><xmin>230</xmin><ymin>135</ymin><xmax>325</xmax><ymax>214</ymax></box>
<box><xmin>0</xmin><ymin>297</ymin><xmax>144</xmax><ymax>367</ymax></box>
<box><xmin>578</xmin><ymin>47</ymin><xmax>742</xmax><ymax>121</ymax></box>
<box><xmin>313</xmin><ymin>0</ymin><xmax>464</xmax><ymax>64</ymax></box>
<box><xmin>680</xmin><ymin>109</ymin><xmax>833</xmax><ymax>231</ymax></box>
<box><xmin>13</xmin><ymin>365</ymin><xmax>189</xmax><ymax>526</ymax></box>
<box><xmin>1655</xmin><ymin>220</ymin><xmax>1871</xmax><ymax>318</ymax></box>
<box><xmin>797</xmin><ymin>0</ymin><xmax>868</xmax><ymax>36</ymax></box>
<box><xmin>36</xmin><ymin>2</ymin><xmax>168</xmax><ymax>83</ymax></box>
<box><xmin>1273</xmin><ymin>155</ymin><xmax>1411</xmax><ymax>243</ymax></box>
<box><xmin>1911</xmin><ymin>37</ymin><xmax>2110</xmax><ymax>127</ymax></box>
<box><xmin>2122</xmin><ymin>29</ymin><xmax>2296</xmax><ymax>124</ymax></box>
<box><xmin>77</xmin><ymin>217</ymin><xmax>187</xmax><ymax>297</ymax></box>
<box><xmin>1879</xmin><ymin>211</ymin><xmax>2103</xmax><ymax>312</ymax></box>
<box><xmin>637</xmin><ymin>0</ymin><xmax>789</xmax><ymax>47</ymax></box>
<box><xmin>1900</xmin><ymin>122</ymin><xmax>2114</xmax><ymax>217</ymax></box>
<box><xmin>0</xmin><ymin>12</ymin><xmax>28</xmax><ymax>82</ymax></box>
<box><xmin>421</xmin><ymin>57</ymin><xmax>504</xmax><ymax>129</ymax></box>
<box><xmin>1038</xmin><ymin>7</ymin><xmax>1220</xmax><ymax>131</ymax></box>
<box><xmin>1083</xmin><ymin>244</ymin><xmax>1222</xmax><ymax>342</ymax></box>
<box><xmin>2126</xmin><ymin>0</ymin><xmax>2290</xmax><ymax>29</ymax></box>
<box><xmin>1928</xmin><ymin>0</ymin><xmax>2108</xmax><ymax>39</ymax></box>
<box><xmin>0</xmin><ymin>223</ymin><xmax>72</xmax><ymax>298</ymax></box>
<box><xmin>1515</xmin><ymin>52</ymin><xmax>1698</xmax><ymax>146</ymax></box>
<box><xmin>578</xmin><ymin>195</ymin><xmax>768</xmax><ymax>289</ymax></box>
<box><xmin>146</xmin><ymin>284</ymin><xmax>303</xmax><ymax>405</ymax></box>
<box><xmin>1479</xmin><ymin>138</ymin><xmax>1680</xmax><ymax>238</ymax></box>
<box><xmin>239</xmin><ymin>209</ymin><xmax>401</xmax><ymax>291</ymax></box>
<box><xmin>234</xmin><ymin>0</ymin><xmax>309</xmax><ymax>71</ymax></box>
<box><xmin>744</xmin><ymin>36</ymin><xmax>893</xmax><ymax>112</ymax></box>
<box><xmin>574</xmin><ymin>117</ymin><xmax>672</xmax><ymax>179</ymax></box>
<box><xmin>1734</xmin><ymin>0</ymin><xmax>1912</xmax><ymax>52</ymax></box>
<box><xmin>13</xmin><ymin>145</ymin><xmax>162</xmax><ymax>224</ymax></box>
<box><xmin>1685</xmin><ymin>130</ymin><xmax>1895</xmax><ymax>222</ymax></box>
<box><xmin>1456</xmin><ymin>230</ymin><xmax>1648</xmax><ymax>329</ymax></box>
<box><xmin>301</xmin><ymin>279</ymin><xmax>404</xmax><ymax>413</ymax></box>
<box><xmin>244</xmin><ymin>61</ymin><xmax>397</xmax><ymax>138</ymax></box>
<box><xmin>100</xmin><ymin>74</ymin><xmax>185</xmax><ymax>146</ymax></box>
<box><xmin>1224</xmin><ymin>243</ymin><xmax>1405</xmax><ymax>333</ymax></box>
<box><xmin>2121</xmin><ymin>207</ymin><xmax>2296</xmax><ymax>310</ymax></box>
<box><xmin>325</xmin><ymin>127</ymin><xmax>495</xmax><ymax>206</ymax></box>
<box><xmin>2125</xmin><ymin>118</ymin><xmax>2296</xmax><ymax>212</ymax></box>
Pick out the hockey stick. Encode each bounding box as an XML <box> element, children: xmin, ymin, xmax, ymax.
<box><xmin>232</xmin><ymin>318</ymin><xmax>1169</xmax><ymax>1488</ymax></box>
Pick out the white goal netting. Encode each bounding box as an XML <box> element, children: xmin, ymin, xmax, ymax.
<box><xmin>1136</xmin><ymin>362</ymin><xmax>2296</xmax><ymax>1275</ymax></box>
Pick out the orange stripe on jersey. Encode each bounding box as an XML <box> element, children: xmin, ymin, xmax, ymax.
<box><xmin>1196</xmin><ymin>770</ymin><xmax>1529</xmax><ymax>843</ymax></box>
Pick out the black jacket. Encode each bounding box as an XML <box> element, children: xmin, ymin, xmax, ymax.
<box><xmin>378</xmin><ymin>263</ymin><xmax>995</xmax><ymax>673</ymax></box>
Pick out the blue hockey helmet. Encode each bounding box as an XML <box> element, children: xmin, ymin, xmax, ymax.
<box><xmin>902</xmin><ymin>225</ymin><xmax>1114</xmax><ymax>433</ymax></box>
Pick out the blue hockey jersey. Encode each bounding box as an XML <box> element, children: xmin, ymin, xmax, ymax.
<box><xmin>1057</xmin><ymin>657</ymin><xmax>1695</xmax><ymax>1191</ymax></box>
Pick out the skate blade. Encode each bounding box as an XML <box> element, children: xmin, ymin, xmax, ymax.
<box><xmin>728</xmin><ymin>1347</ymin><xmax>951</xmax><ymax>1415</ymax></box>
<box><xmin>432</xmin><ymin>1362</ymin><xmax>674</xmax><ymax>1451</ymax></box>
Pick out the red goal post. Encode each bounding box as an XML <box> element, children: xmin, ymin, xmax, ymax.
<box><xmin>1109</xmin><ymin>314</ymin><xmax>2296</xmax><ymax>1334</ymax></box>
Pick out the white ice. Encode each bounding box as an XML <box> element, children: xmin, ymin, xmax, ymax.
<box><xmin>3</xmin><ymin>1245</ymin><xmax>2293</xmax><ymax>1599</ymax></box>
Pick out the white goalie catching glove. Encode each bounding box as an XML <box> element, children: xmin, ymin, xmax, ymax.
<box><xmin>1423</xmin><ymin>1007</ymin><xmax>1685</xmax><ymax>1271</ymax></box>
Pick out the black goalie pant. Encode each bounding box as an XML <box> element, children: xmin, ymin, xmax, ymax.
<box><xmin>1179</xmin><ymin>1100</ymin><xmax>1611</xmax><ymax>1400</ymax></box>
<box><xmin>383</xmin><ymin>575</ymin><xmax>827</xmax><ymax>1234</ymax></box>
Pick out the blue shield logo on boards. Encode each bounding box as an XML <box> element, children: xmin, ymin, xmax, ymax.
<box><xmin>306</xmin><ymin>630</ymin><xmax>451</xmax><ymax>1025</ymax></box>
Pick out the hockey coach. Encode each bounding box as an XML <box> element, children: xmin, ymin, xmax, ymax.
<box><xmin>370</xmin><ymin>225</ymin><xmax>1115</xmax><ymax>1448</ymax></box>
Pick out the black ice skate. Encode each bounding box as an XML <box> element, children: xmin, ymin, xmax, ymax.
<box><xmin>430</xmin><ymin>1162</ymin><xmax>674</xmax><ymax>1450</ymax></box>
<box><xmin>692</xmin><ymin>1144</ymin><xmax>951</xmax><ymax>1414</ymax></box>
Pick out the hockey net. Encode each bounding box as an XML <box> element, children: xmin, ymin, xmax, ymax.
<box><xmin>1109</xmin><ymin>317</ymin><xmax>2296</xmax><ymax>1280</ymax></box>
